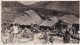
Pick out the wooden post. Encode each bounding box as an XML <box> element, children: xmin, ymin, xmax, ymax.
<box><xmin>54</xmin><ymin>26</ymin><xmax>55</xmax><ymax>30</ymax></box>
<box><xmin>61</xmin><ymin>20</ymin><xmax>63</xmax><ymax>32</ymax></box>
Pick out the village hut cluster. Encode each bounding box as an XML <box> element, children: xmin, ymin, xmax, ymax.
<box><xmin>1</xmin><ymin>10</ymin><xmax>80</xmax><ymax>44</ymax></box>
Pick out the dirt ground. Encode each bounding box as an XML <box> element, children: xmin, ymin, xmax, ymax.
<box><xmin>1</xmin><ymin>32</ymin><xmax>79</xmax><ymax>44</ymax></box>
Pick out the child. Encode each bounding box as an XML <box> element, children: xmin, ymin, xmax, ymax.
<box><xmin>5</xmin><ymin>29</ymin><xmax>10</xmax><ymax>43</ymax></box>
<box><xmin>49</xmin><ymin>36</ymin><xmax>54</xmax><ymax>44</ymax></box>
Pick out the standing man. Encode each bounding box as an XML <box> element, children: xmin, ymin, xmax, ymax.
<box><xmin>13</xmin><ymin>23</ymin><xmax>18</xmax><ymax>38</ymax></box>
<box><xmin>44</xmin><ymin>30</ymin><xmax>48</xmax><ymax>43</ymax></box>
<box><xmin>9</xmin><ymin>26</ymin><xmax>14</xmax><ymax>43</ymax></box>
<box><xmin>63</xmin><ymin>27</ymin><xmax>70</xmax><ymax>43</ymax></box>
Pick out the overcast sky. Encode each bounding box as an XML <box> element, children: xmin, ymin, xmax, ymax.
<box><xmin>18</xmin><ymin>1</ymin><xmax>39</xmax><ymax>5</ymax></box>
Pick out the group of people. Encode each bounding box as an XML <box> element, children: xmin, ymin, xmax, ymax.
<box><xmin>1</xmin><ymin>22</ymin><xmax>80</xmax><ymax>44</ymax></box>
<box><xmin>1</xmin><ymin>23</ymin><xmax>19</xmax><ymax>43</ymax></box>
<box><xmin>63</xmin><ymin>25</ymin><xmax>79</xmax><ymax>43</ymax></box>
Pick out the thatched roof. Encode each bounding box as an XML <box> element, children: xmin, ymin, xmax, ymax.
<box><xmin>58</xmin><ymin>15</ymin><xmax>79</xmax><ymax>24</ymax></box>
<box><xmin>25</xmin><ymin>10</ymin><xmax>41</xmax><ymax>23</ymax></box>
<box><xmin>13</xmin><ymin>10</ymin><xmax>41</xmax><ymax>25</ymax></box>
<box><xmin>40</xmin><ymin>17</ymin><xmax>58</xmax><ymax>27</ymax></box>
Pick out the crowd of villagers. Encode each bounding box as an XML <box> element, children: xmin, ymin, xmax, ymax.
<box><xmin>1</xmin><ymin>20</ymin><xmax>80</xmax><ymax>44</ymax></box>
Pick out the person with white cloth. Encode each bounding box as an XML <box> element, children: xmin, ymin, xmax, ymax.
<box><xmin>13</xmin><ymin>23</ymin><xmax>18</xmax><ymax>38</ymax></box>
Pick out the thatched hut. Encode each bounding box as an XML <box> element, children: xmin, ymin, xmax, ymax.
<box><xmin>13</xmin><ymin>10</ymin><xmax>42</xmax><ymax>25</ymax></box>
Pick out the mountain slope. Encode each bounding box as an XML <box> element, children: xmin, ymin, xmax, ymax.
<box><xmin>2</xmin><ymin>1</ymin><xmax>79</xmax><ymax>23</ymax></box>
<box><xmin>2</xmin><ymin>1</ymin><xmax>28</xmax><ymax>23</ymax></box>
<box><xmin>30</xmin><ymin>1</ymin><xmax>79</xmax><ymax>14</ymax></box>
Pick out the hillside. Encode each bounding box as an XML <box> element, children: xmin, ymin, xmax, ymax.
<box><xmin>2</xmin><ymin>1</ymin><xmax>79</xmax><ymax>23</ymax></box>
<box><xmin>30</xmin><ymin>1</ymin><xmax>79</xmax><ymax>15</ymax></box>
<box><xmin>2</xmin><ymin>1</ymin><xmax>29</xmax><ymax>23</ymax></box>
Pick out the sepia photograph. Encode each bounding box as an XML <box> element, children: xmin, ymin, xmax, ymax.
<box><xmin>1</xmin><ymin>1</ymin><xmax>80</xmax><ymax>44</ymax></box>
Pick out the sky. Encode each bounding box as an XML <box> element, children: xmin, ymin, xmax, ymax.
<box><xmin>18</xmin><ymin>1</ymin><xmax>39</xmax><ymax>5</ymax></box>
